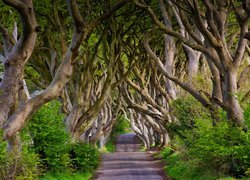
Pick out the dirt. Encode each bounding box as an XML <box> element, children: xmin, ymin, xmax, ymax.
<box><xmin>93</xmin><ymin>132</ymin><xmax>170</xmax><ymax>180</ymax></box>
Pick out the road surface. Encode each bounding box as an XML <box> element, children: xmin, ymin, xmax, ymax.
<box><xmin>93</xmin><ymin>132</ymin><xmax>169</xmax><ymax>180</ymax></box>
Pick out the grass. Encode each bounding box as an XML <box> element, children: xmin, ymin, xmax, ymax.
<box><xmin>39</xmin><ymin>172</ymin><xmax>92</xmax><ymax>180</ymax></box>
<box><xmin>103</xmin><ymin>136</ymin><xmax>116</xmax><ymax>153</ymax></box>
<box><xmin>160</xmin><ymin>147</ymin><xmax>225</xmax><ymax>180</ymax></box>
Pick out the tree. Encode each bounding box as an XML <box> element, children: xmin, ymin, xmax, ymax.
<box><xmin>1</xmin><ymin>0</ymin><xmax>131</xmax><ymax>140</ymax></box>
<box><xmin>0</xmin><ymin>0</ymin><xmax>38</xmax><ymax>128</ymax></box>
<box><xmin>134</xmin><ymin>0</ymin><xmax>250</xmax><ymax>128</ymax></box>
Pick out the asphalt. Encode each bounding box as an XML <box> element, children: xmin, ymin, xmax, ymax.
<box><xmin>93</xmin><ymin>132</ymin><xmax>169</xmax><ymax>180</ymax></box>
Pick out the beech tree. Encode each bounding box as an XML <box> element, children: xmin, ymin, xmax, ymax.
<box><xmin>1</xmin><ymin>0</ymin><xmax>130</xmax><ymax>140</ymax></box>
<box><xmin>134</xmin><ymin>0</ymin><xmax>250</xmax><ymax>128</ymax></box>
<box><xmin>1</xmin><ymin>0</ymin><xmax>250</xmax><ymax>152</ymax></box>
<box><xmin>0</xmin><ymin>0</ymin><xmax>38</xmax><ymax>128</ymax></box>
<box><xmin>116</xmin><ymin>19</ymin><xmax>175</xmax><ymax>147</ymax></box>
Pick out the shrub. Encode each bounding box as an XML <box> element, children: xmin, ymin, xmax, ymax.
<box><xmin>104</xmin><ymin>139</ymin><xmax>116</xmax><ymax>152</ymax></box>
<box><xmin>28</xmin><ymin>100</ymin><xmax>101</xmax><ymax>175</ymax></box>
<box><xmin>0</xmin><ymin>131</ymin><xmax>39</xmax><ymax>179</ymax></box>
<box><xmin>160</xmin><ymin>148</ymin><xmax>220</xmax><ymax>180</ymax></box>
<box><xmin>168</xmin><ymin>96</ymin><xmax>212</xmax><ymax>147</ymax></box>
<box><xmin>28</xmin><ymin>100</ymin><xmax>70</xmax><ymax>173</ymax></box>
<box><xmin>69</xmin><ymin>142</ymin><xmax>100</xmax><ymax>172</ymax></box>
<box><xmin>168</xmin><ymin>96</ymin><xmax>250</xmax><ymax>178</ymax></box>
<box><xmin>0</xmin><ymin>100</ymin><xmax>102</xmax><ymax>179</ymax></box>
<box><xmin>188</xmin><ymin>122</ymin><xmax>250</xmax><ymax>177</ymax></box>
<box><xmin>160</xmin><ymin>146</ymin><xmax>174</xmax><ymax>159</ymax></box>
<box><xmin>243</xmin><ymin>104</ymin><xmax>250</xmax><ymax>128</ymax></box>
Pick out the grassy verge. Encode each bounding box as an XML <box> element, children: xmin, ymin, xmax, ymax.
<box><xmin>160</xmin><ymin>147</ymin><xmax>227</xmax><ymax>180</ymax></box>
<box><xmin>104</xmin><ymin>136</ymin><xmax>116</xmax><ymax>152</ymax></box>
<box><xmin>39</xmin><ymin>172</ymin><xmax>92</xmax><ymax>180</ymax></box>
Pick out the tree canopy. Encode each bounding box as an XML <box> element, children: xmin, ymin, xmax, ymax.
<box><xmin>0</xmin><ymin>0</ymin><xmax>250</xmax><ymax>178</ymax></box>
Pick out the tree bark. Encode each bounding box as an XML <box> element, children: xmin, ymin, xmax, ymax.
<box><xmin>225</xmin><ymin>70</ymin><xmax>244</xmax><ymax>126</ymax></box>
<box><xmin>0</xmin><ymin>0</ymin><xmax>37</xmax><ymax>127</ymax></box>
<box><xmin>3</xmin><ymin>0</ymin><xmax>130</xmax><ymax>140</ymax></box>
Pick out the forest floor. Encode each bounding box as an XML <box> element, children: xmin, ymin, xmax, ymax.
<box><xmin>93</xmin><ymin>132</ymin><xmax>170</xmax><ymax>180</ymax></box>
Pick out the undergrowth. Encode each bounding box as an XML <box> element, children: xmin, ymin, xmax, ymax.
<box><xmin>162</xmin><ymin>96</ymin><xmax>250</xmax><ymax>179</ymax></box>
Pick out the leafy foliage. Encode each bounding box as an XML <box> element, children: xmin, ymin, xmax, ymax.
<box><xmin>69</xmin><ymin>143</ymin><xmax>100</xmax><ymax>172</ymax></box>
<box><xmin>243</xmin><ymin>104</ymin><xmax>250</xmax><ymax>128</ymax></box>
<box><xmin>164</xmin><ymin>96</ymin><xmax>250</xmax><ymax>178</ymax></box>
<box><xmin>0</xmin><ymin>131</ymin><xmax>39</xmax><ymax>179</ymax></box>
<box><xmin>28</xmin><ymin>100</ymin><xmax>70</xmax><ymax>173</ymax></box>
<box><xmin>111</xmin><ymin>115</ymin><xmax>130</xmax><ymax>135</ymax></box>
<box><xmin>28</xmin><ymin>100</ymin><xmax>100</xmax><ymax>176</ymax></box>
<box><xmin>167</xmin><ymin>96</ymin><xmax>212</xmax><ymax>147</ymax></box>
<box><xmin>0</xmin><ymin>1</ymin><xmax>19</xmax><ymax>31</ymax></box>
<box><xmin>189</xmin><ymin>122</ymin><xmax>250</xmax><ymax>177</ymax></box>
<box><xmin>160</xmin><ymin>147</ymin><xmax>220</xmax><ymax>180</ymax></box>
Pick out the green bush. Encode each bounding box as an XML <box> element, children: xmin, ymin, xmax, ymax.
<box><xmin>243</xmin><ymin>104</ymin><xmax>250</xmax><ymax>128</ymax></box>
<box><xmin>69</xmin><ymin>142</ymin><xmax>100</xmax><ymax>172</ymax></box>
<box><xmin>0</xmin><ymin>131</ymin><xmax>39</xmax><ymax>179</ymax></box>
<box><xmin>28</xmin><ymin>100</ymin><xmax>101</xmax><ymax>175</ymax></box>
<box><xmin>0</xmin><ymin>100</ymin><xmax>101</xmax><ymax>179</ymax></box>
<box><xmin>166</xmin><ymin>96</ymin><xmax>250</xmax><ymax>178</ymax></box>
<box><xmin>160</xmin><ymin>146</ymin><xmax>174</xmax><ymax>159</ymax></box>
<box><xmin>189</xmin><ymin>122</ymin><xmax>250</xmax><ymax>177</ymax></box>
<box><xmin>168</xmin><ymin>96</ymin><xmax>212</xmax><ymax>147</ymax></box>
<box><xmin>28</xmin><ymin>100</ymin><xmax>70</xmax><ymax>173</ymax></box>
<box><xmin>104</xmin><ymin>139</ymin><xmax>116</xmax><ymax>152</ymax></box>
<box><xmin>160</xmin><ymin>147</ymin><xmax>220</xmax><ymax>180</ymax></box>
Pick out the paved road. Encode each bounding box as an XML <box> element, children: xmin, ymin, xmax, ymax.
<box><xmin>93</xmin><ymin>133</ymin><xmax>169</xmax><ymax>180</ymax></box>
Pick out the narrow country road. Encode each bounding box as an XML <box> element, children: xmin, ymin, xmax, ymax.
<box><xmin>93</xmin><ymin>132</ymin><xmax>169</xmax><ymax>180</ymax></box>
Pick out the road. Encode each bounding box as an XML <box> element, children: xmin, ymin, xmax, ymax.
<box><xmin>93</xmin><ymin>132</ymin><xmax>169</xmax><ymax>180</ymax></box>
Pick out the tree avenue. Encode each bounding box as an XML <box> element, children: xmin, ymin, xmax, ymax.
<box><xmin>0</xmin><ymin>0</ymin><xmax>250</xmax><ymax>179</ymax></box>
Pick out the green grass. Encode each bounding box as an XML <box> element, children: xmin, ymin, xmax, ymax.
<box><xmin>104</xmin><ymin>137</ymin><xmax>116</xmax><ymax>153</ymax></box>
<box><xmin>39</xmin><ymin>172</ymin><xmax>92</xmax><ymax>180</ymax></box>
<box><xmin>160</xmin><ymin>148</ymin><xmax>224</xmax><ymax>180</ymax></box>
